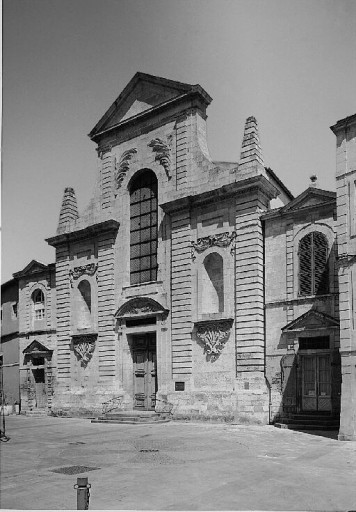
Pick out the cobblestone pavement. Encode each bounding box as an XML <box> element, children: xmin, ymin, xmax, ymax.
<box><xmin>1</xmin><ymin>416</ymin><xmax>355</xmax><ymax>510</ymax></box>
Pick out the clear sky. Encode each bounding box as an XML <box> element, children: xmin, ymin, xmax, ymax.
<box><xmin>2</xmin><ymin>0</ymin><xmax>356</xmax><ymax>283</ymax></box>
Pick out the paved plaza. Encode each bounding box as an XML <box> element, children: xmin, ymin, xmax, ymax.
<box><xmin>0</xmin><ymin>415</ymin><xmax>355</xmax><ymax>510</ymax></box>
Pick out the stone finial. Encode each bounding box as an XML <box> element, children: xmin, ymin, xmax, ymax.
<box><xmin>238</xmin><ymin>116</ymin><xmax>265</xmax><ymax>175</ymax></box>
<box><xmin>57</xmin><ymin>187</ymin><xmax>79</xmax><ymax>234</ymax></box>
<box><xmin>309</xmin><ymin>175</ymin><xmax>318</xmax><ymax>188</ymax></box>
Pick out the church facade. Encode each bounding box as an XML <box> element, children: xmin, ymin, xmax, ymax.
<box><xmin>3</xmin><ymin>74</ymin><xmax>355</xmax><ymax>440</ymax></box>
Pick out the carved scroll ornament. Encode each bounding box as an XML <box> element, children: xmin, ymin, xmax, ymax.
<box><xmin>73</xmin><ymin>334</ymin><xmax>97</xmax><ymax>367</ymax></box>
<box><xmin>195</xmin><ymin>319</ymin><xmax>233</xmax><ymax>358</ymax></box>
<box><xmin>191</xmin><ymin>231</ymin><xmax>236</xmax><ymax>260</ymax></box>
<box><xmin>148</xmin><ymin>138</ymin><xmax>171</xmax><ymax>178</ymax></box>
<box><xmin>115</xmin><ymin>148</ymin><xmax>137</xmax><ymax>189</ymax></box>
<box><xmin>69</xmin><ymin>263</ymin><xmax>98</xmax><ymax>286</ymax></box>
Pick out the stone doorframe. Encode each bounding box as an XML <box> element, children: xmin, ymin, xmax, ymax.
<box><xmin>22</xmin><ymin>340</ymin><xmax>53</xmax><ymax>412</ymax></box>
<box><xmin>114</xmin><ymin>296</ymin><xmax>170</xmax><ymax>411</ymax></box>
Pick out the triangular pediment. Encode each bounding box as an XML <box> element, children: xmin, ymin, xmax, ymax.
<box><xmin>13</xmin><ymin>260</ymin><xmax>50</xmax><ymax>278</ymax></box>
<box><xmin>23</xmin><ymin>340</ymin><xmax>52</xmax><ymax>355</ymax></box>
<box><xmin>280</xmin><ymin>187</ymin><xmax>336</xmax><ymax>214</ymax></box>
<box><xmin>89</xmin><ymin>72</ymin><xmax>211</xmax><ymax>140</ymax></box>
<box><xmin>282</xmin><ymin>310</ymin><xmax>339</xmax><ymax>332</ymax></box>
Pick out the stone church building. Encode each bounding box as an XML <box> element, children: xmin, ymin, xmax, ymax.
<box><xmin>3</xmin><ymin>73</ymin><xmax>355</xmax><ymax>440</ymax></box>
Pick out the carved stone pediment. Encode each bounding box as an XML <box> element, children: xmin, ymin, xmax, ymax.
<box><xmin>115</xmin><ymin>297</ymin><xmax>168</xmax><ymax>319</ymax></box>
<box><xmin>281</xmin><ymin>310</ymin><xmax>339</xmax><ymax>332</ymax></box>
<box><xmin>23</xmin><ymin>340</ymin><xmax>52</xmax><ymax>356</ymax></box>
<box><xmin>191</xmin><ymin>232</ymin><xmax>236</xmax><ymax>260</ymax></box>
<box><xmin>72</xmin><ymin>333</ymin><xmax>97</xmax><ymax>367</ymax></box>
<box><xmin>195</xmin><ymin>318</ymin><xmax>234</xmax><ymax>360</ymax></box>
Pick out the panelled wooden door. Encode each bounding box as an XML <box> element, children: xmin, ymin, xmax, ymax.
<box><xmin>301</xmin><ymin>354</ymin><xmax>331</xmax><ymax>411</ymax></box>
<box><xmin>132</xmin><ymin>334</ymin><xmax>157</xmax><ymax>410</ymax></box>
<box><xmin>33</xmin><ymin>369</ymin><xmax>47</xmax><ymax>408</ymax></box>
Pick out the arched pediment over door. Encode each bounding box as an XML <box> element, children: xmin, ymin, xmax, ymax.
<box><xmin>114</xmin><ymin>297</ymin><xmax>169</xmax><ymax>321</ymax></box>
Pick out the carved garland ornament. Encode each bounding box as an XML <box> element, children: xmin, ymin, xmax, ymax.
<box><xmin>148</xmin><ymin>138</ymin><xmax>171</xmax><ymax>178</ymax></box>
<box><xmin>191</xmin><ymin>231</ymin><xmax>237</xmax><ymax>260</ymax></box>
<box><xmin>196</xmin><ymin>319</ymin><xmax>233</xmax><ymax>357</ymax></box>
<box><xmin>115</xmin><ymin>148</ymin><xmax>137</xmax><ymax>189</ymax></box>
<box><xmin>69</xmin><ymin>263</ymin><xmax>98</xmax><ymax>286</ymax></box>
<box><xmin>73</xmin><ymin>334</ymin><xmax>97</xmax><ymax>367</ymax></box>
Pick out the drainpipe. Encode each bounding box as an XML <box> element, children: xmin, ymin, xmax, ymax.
<box><xmin>262</xmin><ymin>216</ymin><xmax>272</xmax><ymax>425</ymax></box>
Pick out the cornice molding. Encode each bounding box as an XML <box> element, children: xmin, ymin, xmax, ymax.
<box><xmin>46</xmin><ymin>220</ymin><xmax>120</xmax><ymax>247</ymax></box>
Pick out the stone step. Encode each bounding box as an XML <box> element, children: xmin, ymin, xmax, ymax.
<box><xmin>92</xmin><ymin>410</ymin><xmax>170</xmax><ymax>425</ymax></box>
<box><xmin>91</xmin><ymin>418</ymin><xmax>170</xmax><ymax>425</ymax></box>
<box><xmin>280</xmin><ymin>418</ymin><xmax>339</xmax><ymax>426</ymax></box>
<box><xmin>105</xmin><ymin>411</ymin><xmax>158</xmax><ymax>418</ymax></box>
<box><xmin>24</xmin><ymin>411</ymin><xmax>49</xmax><ymax>417</ymax></box>
<box><xmin>290</xmin><ymin>413</ymin><xmax>337</xmax><ymax>420</ymax></box>
<box><xmin>275</xmin><ymin>422</ymin><xmax>339</xmax><ymax>431</ymax></box>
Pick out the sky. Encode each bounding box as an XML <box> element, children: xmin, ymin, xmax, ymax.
<box><xmin>2</xmin><ymin>0</ymin><xmax>356</xmax><ymax>283</ymax></box>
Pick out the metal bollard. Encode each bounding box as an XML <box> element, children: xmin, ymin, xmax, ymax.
<box><xmin>74</xmin><ymin>477</ymin><xmax>91</xmax><ymax>510</ymax></box>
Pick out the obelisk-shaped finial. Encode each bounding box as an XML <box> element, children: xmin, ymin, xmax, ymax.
<box><xmin>57</xmin><ymin>187</ymin><xmax>79</xmax><ymax>234</ymax></box>
<box><xmin>238</xmin><ymin>116</ymin><xmax>265</xmax><ymax>176</ymax></box>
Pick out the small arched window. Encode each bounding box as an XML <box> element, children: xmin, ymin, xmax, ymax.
<box><xmin>77</xmin><ymin>280</ymin><xmax>92</xmax><ymax>329</ymax></box>
<box><xmin>299</xmin><ymin>232</ymin><xmax>329</xmax><ymax>296</ymax></box>
<box><xmin>130</xmin><ymin>170</ymin><xmax>158</xmax><ymax>285</ymax></box>
<box><xmin>32</xmin><ymin>289</ymin><xmax>45</xmax><ymax>320</ymax></box>
<box><xmin>201</xmin><ymin>252</ymin><xmax>224</xmax><ymax>314</ymax></box>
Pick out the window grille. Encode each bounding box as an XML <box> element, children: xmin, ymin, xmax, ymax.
<box><xmin>32</xmin><ymin>289</ymin><xmax>45</xmax><ymax>319</ymax></box>
<box><xmin>299</xmin><ymin>232</ymin><xmax>329</xmax><ymax>296</ymax></box>
<box><xmin>130</xmin><ymin>170</ymin><xmax>158</xmax><ymax>285</ymax></box>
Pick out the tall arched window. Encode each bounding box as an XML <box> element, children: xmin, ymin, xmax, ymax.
<box><xmin>77</xmin><ymin>280</ymin><xmax>92</xmax><ymax>329</ymax></box>
<box><xmin>32</xmin><ymin>289</ymin><xmax>45</xmax><ymax>320</ymax></box>
<box><xmin>299</xmin><ymin>232</ymin><xmax>329</xmax><ymax>296</ymax></box>
<box><xmin>130</xmin><ymin>170</ymin><xmax>158</xmax><ymax>285</ymax></box>
<box><xmin>201</xmin><ymin>252</ymin><xmax>224</xmax><ymax>314</ymax></box>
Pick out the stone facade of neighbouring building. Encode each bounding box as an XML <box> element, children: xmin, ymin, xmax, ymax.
<box><xmin>331</xmin><ymin>114</ymin><xmax>356</xmax><ymax>441</ymax></box>
<box><xmin>12</xmin><ymin>261</ymin><xmax>56</xmax><ymax>416</ymax></box>
<box><xmin>1</xmin><ymin>279</ymin><xmax>20</xmax><ymax>409</ymax></box>
<box><xmin>4</xmin><ymin>73</ymin><xmax>355</xmax><ymax>438</ymax></box>
<box><xmin>263</xmin><ymin>184</ymin><xmax>341</xmax><ymax>423</ymax></box>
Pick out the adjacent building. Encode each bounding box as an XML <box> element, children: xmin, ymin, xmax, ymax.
<box><xmin>1</xmin><ymin>279</ymin><xmax>19</xmax><ymax>408</ymax></box>
<box><xmin>2</xmin><ymin>73</ymin><xmax>355</xmax><ymax>439</ymax></box>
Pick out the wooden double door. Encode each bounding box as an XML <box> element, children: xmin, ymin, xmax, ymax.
<box><xmin>132</xmin><ymin>333</ymin><xmax>157</xmax><ymax>410</ymax></box>
<box><xmin>301</xmin><ymin>353</ymin><xmax>331</xmax><ymax>412</ymax></box>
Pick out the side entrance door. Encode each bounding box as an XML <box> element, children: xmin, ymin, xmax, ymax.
<box><xmin>301</xmin><ymin>354</ymin><xmax>331</xmax><ymax>412</ymax></box>
<box><xmin>33</xmin><ymin>368</ymin><xmax>47</xmax><ymax>408</ymax></box>
<box><xmin>132</xmin><ymin>333</ymin><xmax>157</xmax><ymax>410</ymax></box>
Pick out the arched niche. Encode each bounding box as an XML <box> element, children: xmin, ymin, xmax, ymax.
<box><xmin>77</xmin><ymin>279</ymin><xmax>92</xmax><ymax>329</ymax></box>
<box><xmin>200</xmin><ymin>252</ymin><xmax>224</xmax><ymax>314</ymax></box>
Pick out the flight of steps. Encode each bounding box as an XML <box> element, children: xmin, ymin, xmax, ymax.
<box><xmin>274</xmin><ymin>412</ymin><xmax>340</xmax><ymax>431</ymax></box>
<box><xmin>91</xmin><ymin>410</ymin><xmax>171</xmax><ymax>425</ymax></box>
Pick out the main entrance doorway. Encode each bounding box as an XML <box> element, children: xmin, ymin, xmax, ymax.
<box><xmin>301</xmin><ymin>354</ymin><xmax>331</xmax><ymax>412</ymax></box>
<box><xmin>132</xmin><ymin>333</ymin><xmax>157</xmax><ymax>410</ymax></box>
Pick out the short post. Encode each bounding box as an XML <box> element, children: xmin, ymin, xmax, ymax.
<box><xmin>74</xmin><ymin>477</ymin><xmax>91</xmax><ymax>510</ymax></box>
